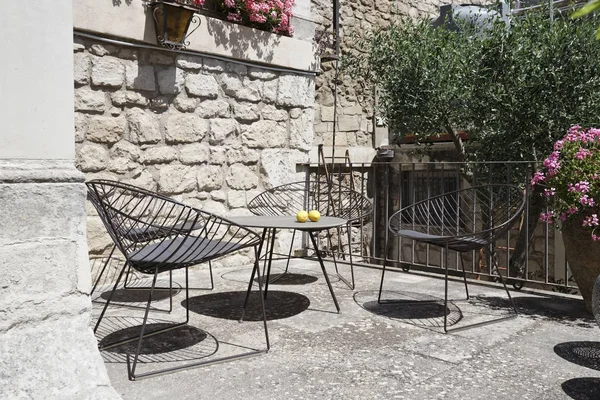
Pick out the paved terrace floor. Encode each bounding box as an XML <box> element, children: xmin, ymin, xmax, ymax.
<box><xmin>92</xmin><ymin>258</ymin><xmax>600</xmax><ymax>400</ymax></box>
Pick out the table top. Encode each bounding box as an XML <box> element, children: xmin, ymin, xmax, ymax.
<box><xmin>229</xmin><ymin>215</ymin><xmax>346</xmax><ymax>231</ymax></box>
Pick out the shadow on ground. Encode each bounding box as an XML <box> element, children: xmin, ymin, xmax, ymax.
<box><xmin>184</xmin><ymin>290</ymin><xmax>310</xmax><ymax>321</ymax></box>
<box><xmin>354</xmin><ymin>290</ymin><xmax>462</xmax><ymax>329</ymax></box>
<box><xmin>473</xmin><ymin>295</ymin><xmax>595</xmax><ymax>327</ymax></box>
<box><xmin>255</xmin><ymin>272</ymin><xmax>319</xmax><ymax>286</ymax></box>
<box><xmin>555</xmin><ymin>341</ymin><xmax>600</xmax><ymax>371</ymax></box>
<box><xmin>561</xmin><ymin>377</ymin><xmax>600</xmax><ymax>399</ymax></box>
<box><xmin>95</xmin><ymin>316</ymin><xmax>218</xmax><ymax>364</ymax></box>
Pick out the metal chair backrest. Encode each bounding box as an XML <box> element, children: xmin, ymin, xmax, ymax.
<box><xmin>87</xmin><ymin>180</ymin><xmax>260</xmax><ymax>273</ymax></box>
<box><xmin>389</xmin><ymin>184</ymin><xmax>525</xmax><ymax>250</ymax></box>
<box><xmin>247</xmin><ymin>180</ymin><xmax>372</xmax><ymax>223</ymax></box>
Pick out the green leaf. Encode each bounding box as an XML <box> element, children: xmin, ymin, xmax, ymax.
<box><xmin>572</xmin><ymin>0</ymin><xmax>600</xmax><ymax>18</ymax></box>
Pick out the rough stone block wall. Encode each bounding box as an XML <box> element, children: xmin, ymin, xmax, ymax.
<box><xmin>312</xmin><ymin>0</ymin><xmax>489</xmax><ymax>148</ymax></box>
<box><xmin>73</xmin><ymin>38</ymin><xmax>315</xmax><ymax>266</ymax></box>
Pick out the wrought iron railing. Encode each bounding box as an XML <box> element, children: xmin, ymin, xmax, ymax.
<box><xmin>302</xmin><ymin>160</ymin><xmax>576</xmax><ymax>294</ymax></box>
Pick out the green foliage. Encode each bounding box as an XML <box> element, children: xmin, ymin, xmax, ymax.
<box><xmin>345</xmin><ymin>8</ymin><xmax>600</xmax><ymax>163</ymax></box>
<box><xmin>572</xmin><ymin>0</ymin><xmax>600</xmax><ymax>39</ymax></box>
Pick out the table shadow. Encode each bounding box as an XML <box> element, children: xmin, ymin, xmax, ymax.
<box><xmin>184</xmin><ymin>290</ymin><xmax>310</xmax><ymax>321</ymax></box>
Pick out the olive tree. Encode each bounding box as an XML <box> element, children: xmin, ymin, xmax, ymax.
<box><xmin>345</xmin><ymin>6</ymin><xmax>600</xmax><ymax>278</ymax></box>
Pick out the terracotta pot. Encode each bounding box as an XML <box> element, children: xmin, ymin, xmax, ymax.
<box><xmin>562</xmin><ymin>213</ymin><xmax>600</xmax><ymax>313</ymax></box>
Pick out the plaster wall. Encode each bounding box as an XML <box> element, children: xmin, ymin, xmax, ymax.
<box><xmin>0</xmin><ymin>1</ymin><xmax>75</xmax><ymax>159</ymax></box>
<box><xmin>0</xmin><ymin>1</ymin><xmax>120</xmax><ymax>398</ymax></box>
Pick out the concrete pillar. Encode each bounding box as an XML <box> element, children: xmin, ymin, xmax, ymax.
<box><xmin>0</xmin><ymin>1</ymin><xmax>120</xmax><ymax>398</ymax></box>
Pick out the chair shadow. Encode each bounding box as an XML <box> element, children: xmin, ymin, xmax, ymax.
<box><xmin>184</xmin><ymin>290</ymin><xmax>310</xmax><ymax>321</ymax></box>
<box><xmin>561</xmin><ymin>377</ymin><xmax>600</xmax><ymax>400</ymax></box>
<box><xmin>472</xmin><ymin>295</ymin><xmax>595</xmax><ymax>327</ymax></box>
<box><xmin>554</xmin><ymin>342</ymin><xmax>600</xmax><ymax>371</ymax></box>
<box><xmin>98</xmin><ymin>281</ymin><xmax>181</xmax><ymax>303</ymax></box>
<box><xmin>255</xmin><ymin>273</ymin><xmax>319</xmax><ymax>286</ymax></box>
<box><xmin>95</xmin><ymin>316</ymin><xmax>218</xmax><ymax>364</ymax></box>
<box><xmin>354</xmin><ymin>290</ymin><xmax>462</xmax><ymax>329</ymax></box>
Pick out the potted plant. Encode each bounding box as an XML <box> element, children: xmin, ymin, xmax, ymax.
<box><xmin>533</xmin><ymin>125</ymin><xmax>600</xmax><ymax>313</ymax></box>
<box><xmin>215</xmin><ymin>0</ymin><xmax>295</xmax><ymax>36</ymax></box>
<box><xmin>150</xmin><ymin>0</ymin><xmax>206</xmax><ymax>49</ymax></box>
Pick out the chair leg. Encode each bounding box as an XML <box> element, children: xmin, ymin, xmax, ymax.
<box><xmin>331</xmin><ymin>225</ymin><xmax>356</xmax><ymax>290</ymax></box>
<box><xmin>459</xmin><ymin>254</ymin><xmax>470</xmax><ymax>300</ymax></box>
<box><xmin>91</xmin><ymin>244</ymin><xmax>116</xmax><ymax>295</ymax></box>
<box><xmin>127</xmin><ymin>268</ymin><xmax>160</xmax><ymax>379</ymax></box>
<box><xmin>444</xmin><ymin>250</ymin><xmax>519</xmax><ymax>334</ymax></box>
<box><xmin>444</xmin><ymin>243</ymin><xmax>450</xmax><ymax>333</ymax></box>
<box><xmin>377</xmin><ymin>236</ymin><xmax>389</xmax><ymax>304</ymax></box>
<box><xmin>94</xmin><ymin>260</ymin><xmax>128</xmax><ymax>334</ymax></box>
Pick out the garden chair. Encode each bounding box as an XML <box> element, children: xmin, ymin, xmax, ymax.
<box><xmin>87</xmin><ymin>179</ymin><xmax>269</xmax><ymax>380</ymax></box>
<box><xmin>378</xmin><ymin>184</ymin><xmax>526</xmax><ymax>332</ymax></box>
<box><xmin>247</xmin><ymin>180</ymin><xmax>372</xmax><ymax>290</ymax></box>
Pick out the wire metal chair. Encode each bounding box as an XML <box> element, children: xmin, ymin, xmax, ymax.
<box><xmin>87</xmin><ymin>179</ymin><xmax>269</xmax><ymax>380</ymax></box>
<box><xmin>378</xmin><ymin>184</ymin><xmax>526</xmax><ymax>333</ymax></box>
<box><xmin>247</xmin><ymin>180</ymin><xmax>372</xmax><ymax>290</ymax></box>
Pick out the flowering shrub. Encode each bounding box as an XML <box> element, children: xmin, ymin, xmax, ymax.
<box><xmin>533</xmin><ymin>125</ymin><xmax>600</xmax><ymax>240</ymax></box>
<box><xmin>217</xmin><ymin>0</ymin><xmax>295</xmax><ymax>36</ymax></box>
<box><xmin>174</xmin><ymin>0</ymin><xmax>207</xmax><ymax>7</ymax></box>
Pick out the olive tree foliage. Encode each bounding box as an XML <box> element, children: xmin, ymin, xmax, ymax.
<box><xmin>344</xmin><ymin>7</ymin><xmax>600</xmax><ymax>164</ymax></box>
<box><xmin>343</xmin><ymin>18</ymin><xmax>478</xmax><ymax>160</ymax></box>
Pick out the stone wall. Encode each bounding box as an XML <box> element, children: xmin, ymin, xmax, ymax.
<box><xmin>311</xmin><ymin>0</ymin><xmax>488</xmax><ymax>151</ymax></box>
<box><xmin>74</xmin><ymin>37</ymin><xmax>315</xmax><ymax>264</ymax></box>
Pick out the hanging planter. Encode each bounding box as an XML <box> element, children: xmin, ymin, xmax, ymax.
<box><xmin>150</xmin><ymin>0</ymin><xmax>204</xmax><ymax>49</ymax></box>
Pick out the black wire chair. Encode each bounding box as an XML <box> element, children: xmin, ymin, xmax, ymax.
<box><xmin>248</xmin><ymin>180</ymin><xmax>372</xmax><ymax>289</ymax></box>
<box><xmin>87</xmin><ymin>179</ymin><xmax>269</xmax><ymax>380</ymax></box>
<box><xmin>378</xmin><ymin>184</ymin><xmax>526</xmax><ymax>333</ymax></box>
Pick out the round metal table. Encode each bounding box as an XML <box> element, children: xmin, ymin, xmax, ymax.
<box><xmin>229</xmin><ymin>215</ymin><xmax>346</xmax><ymax>315</ymax></box>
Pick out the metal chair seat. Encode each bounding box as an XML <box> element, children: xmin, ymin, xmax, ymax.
<box><xmin>396</xmin><ymin>229</ymin><xmax>488</xmax><ymax>252</ymax></box>
<box><xmin>130</xmin><ymin>235</ymin><xmax>243</xmax><ymax>273</ymax></box>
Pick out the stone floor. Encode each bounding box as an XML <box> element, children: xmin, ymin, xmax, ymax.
<box><xmin>92</xmin><ymin>258</ymin><xmax>600</xmax><ymax>400</ymax></box>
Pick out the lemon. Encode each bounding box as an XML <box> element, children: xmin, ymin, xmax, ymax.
<box><xmin>296</xmin><ymin>210</ymin><xmax>309</xmax><ymax>223</ymax></box>
<box><xmin>308</xmin><ymin>210</ymin><xmax>321</xmax><ymax>222</ymax></box>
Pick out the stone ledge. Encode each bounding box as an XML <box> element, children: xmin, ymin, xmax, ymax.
<box><xmin>0</xmin><ymin>160</ymin><xmax>84</xmax><ymax>183</ymax></box>
<box><xmin>74</xmin><ymin>0</ymin><xmax>318</xmax><ymax>72</ymax></box>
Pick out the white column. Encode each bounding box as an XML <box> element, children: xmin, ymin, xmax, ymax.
<box><xmin>0</xmin><ymin>1</ymin><xmax>120</xmax><ymax>398</ymax></box>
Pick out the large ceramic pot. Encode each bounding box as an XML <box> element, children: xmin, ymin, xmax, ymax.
<box><xmin>562</xmin><ymin>213</ymin><xmax>600</xmax><ymax>313</ymax></box>
<box><xmin>593</xmin><ymin>275</ymin><xmax>600</xmax><ymax>327</ymax></box>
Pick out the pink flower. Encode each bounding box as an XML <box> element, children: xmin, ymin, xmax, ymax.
<box><xmin>544</xmin><ymin>188</ymin><xmax>556</xmax><ymax>197</ymax></box>
<box><xmin>575</xmin><ymin>148</ymin><xmax>592</xmax><ymax>159</ymax></box>
<box><xmin>592</xmin><ymin>233</ymin><xmax>600</xmax><ymax>241</ymax></box>
<box><xmin>531</xmin><ymin>171</ymin><xmax>545</xmax><ymax>186</ymax></box>
<box><xmin>583</xmin><ymin>214</ymin><xmax>599</xmax><ymax>227</ymax></box>
<box><xmin>560</xmin><ymin>213</ymin><xmax>567</xmax><ymax>221</ymax></box>
<box><xmin>579</xmin><ymin>195</ymin><xmax>595</xmax><ymax>207</ymax></box>
<box><xmin>540</xmin><ymin>211</ymin><xmax>554</xmax><ymax>223</ymax></box>
<box><xmin>568</xmin><ymin>207</ymin><xmax>578</xmax><ymax>215</ymax></box>
<box><xmin>568</xmin><ymin>181</ymin><xmax>590</xmax><ymax>194</ymax></box>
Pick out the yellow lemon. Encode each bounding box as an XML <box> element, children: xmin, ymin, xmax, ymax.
<box><xmin>296</xmin><ymin>210</ymin><xmax>309</xmax><ymax>223</ymax></box>
<box><xmin>308</xmin><ymin>210</ymin><xmax>321</xmax><ymax>222</ymax></box>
